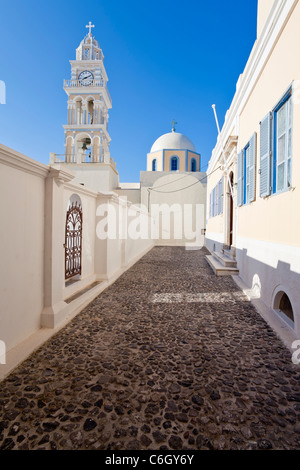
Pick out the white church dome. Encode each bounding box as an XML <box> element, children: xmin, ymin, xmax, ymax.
<box><xmin>150</xmin><ymin>131</ymin><xmax>196</xmax><ymax>153</ymax></box>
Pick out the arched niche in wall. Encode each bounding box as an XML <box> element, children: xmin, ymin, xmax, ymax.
<box><xmin>273</xmin><ymin>286</ymin><xmax>295</xmax><ymax>329</ymax></box>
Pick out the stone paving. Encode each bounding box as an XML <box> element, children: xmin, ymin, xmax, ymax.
<box><xmin>1</xmin><ymin>246</ymin><xmax>300</xmax><ymax>451</ymax></box>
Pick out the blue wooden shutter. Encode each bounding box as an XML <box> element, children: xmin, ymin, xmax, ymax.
<box><xmin>221</xmin><ymin>177</ymin><xmax>224</xmax><ymax>213</ymax></box>
<box><xmin>260</xmin><ymin>113</ymin><xmax>272</xmax><ymax>197</ymax></box>
<box><xmin>237</xmin><ymin>151</ymin><xmax>243</xmax><ymax>207</ymax></box>
<box><xmin>249</xmin><ymin>133</ymin><xmax>257</xmax><ymax>202</ymax></box>
<box><xmin>218</xmin><ymin>178</ymin><xmax>223</xmax><ymax>214</ymax></box>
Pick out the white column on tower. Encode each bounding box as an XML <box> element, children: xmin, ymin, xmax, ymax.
<box><xmin>93</xmin><ymin>104</ymin><xmax>97</xmax><ymax>124</ymax></box>
<box><xmin>69</xmin><ymin>101</ymin><xmax>74</xmax><ymax>125</ymax></box>
<box><xmin>72</xmin><ymin>131</ymin><xmax>76</xmax><ymax>162</ymax></box>
<box><xmin>83</xmin><ymin>100</ymin><xmax>87</xmax><ymax>125</ymax></box>
<box><xmin>99</xmin><ymin>130</ymin><xmax>103</xmax><ymax>162</ymax></box>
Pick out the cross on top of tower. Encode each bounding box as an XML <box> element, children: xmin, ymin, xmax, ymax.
<box><xmin>171</xmin><ymin>119</ymin><xmax>178</xmax><ymax>132</ymax></box>
<box><xmin>86</xmin><ymin>21</ymin><xmax>95</xmax><ymax>36</ymax></box>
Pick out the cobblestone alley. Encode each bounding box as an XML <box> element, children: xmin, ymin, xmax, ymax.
<box><xmin>1</xmin><ymin>247</ymin><xmax>300</xmax><ymax>451</ymax></box>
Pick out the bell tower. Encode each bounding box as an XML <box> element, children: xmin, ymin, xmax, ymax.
<box><xmin>63</xmin><ymin>22</ymin><xmax>112</xmax><ymax>165</ymax></box>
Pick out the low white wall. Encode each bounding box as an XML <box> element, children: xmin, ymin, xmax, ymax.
<box><xmin>95</xmin><ymin>194</ymin><xmax>154</xmax><ymax>280</ymax></box>
<box><xmin>0</xmin><ymin>145</ymin><xmax>48</xmax><ymax>351</ymax></box>
<box><xmin>0</xmin><ymin>144</ymin><xmax>154</xmax><ymax>360</ymax></box>
<box><xmin>125</xmin><ymin>204</ymin><xmax>153</xmax><ymax>265</ymax></box>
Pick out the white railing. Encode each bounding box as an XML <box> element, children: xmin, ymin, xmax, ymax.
<box><xmin>64</xmin><ymin>79</ymin><xmax>104</xmax><ymax>88</ymax></box>
<box><xmin>63</xmin><ymin>80</ymin><xmax>112</xmax><ymax>102</ymax></box>
<box><xmin>50</xmin><ymin>153</ymin><xmax>106</xmax><ymax>164</ymax></box>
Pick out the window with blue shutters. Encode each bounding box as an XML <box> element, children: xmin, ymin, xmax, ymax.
<box><xmin>260</xmin><ymin>113</ymin><xmax>272</xmax><ymax>198</ymax></box>
<box><xmin>248</xmin><ymin>133</ymin><xmax>256</xmax><ymax>202</ymax></box>
<box><xmin>218</xmin><ymin>178</ymin><xmax>223</xmax><ymax>215</ymax></box>
<box><xmin>244</xmin><ymin>144</ymin><xmax>250</xmax><ymax>205</ymax></box>
<box><xmin>237</xmin><ymin>151</ymin><xmax>243</xmax><ymax>207</ymax></box>
<box><xmin>237</xmin><ymin>133</ymin><xmax>257</xmax><ymax>206</ymax></box>
<box><xmin>209</xmin><ymin>178</ymin><xmax>224</xmax><ymax>218</ymax></box>
<box><xmin>212</xmin><ymin>187</ymin><xmax>216</xmax><ymax>217</ymax></box>
<box><xmin>273</xmin><ymin>89</ymin><xmax>292</xmax><ymax>193</ymax></box>
<box><xmin>259</xmin><ymin>86</ymin><xmax>292</xmax><ymax>197</ymax></box>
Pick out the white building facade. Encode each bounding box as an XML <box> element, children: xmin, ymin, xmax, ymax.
<box><xmin>205</xmin><ymin>0</ymin><xmax>300</xmax><ymax>348</ymax></box>
<box><xmin>115</xmin><ymin>124</ymin><xmax>207</xmax><ymax>247</ymax></box>
<box><xmin>140</xmin><ymin>126</ymin><xmax>206</xmax><ymax>247</ymax></box>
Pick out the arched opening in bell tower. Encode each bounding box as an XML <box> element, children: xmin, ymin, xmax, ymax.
<box><xmin>75</xmin><ymin>133</ymin><xmax>92</xmax><ymax>163</ymax></box>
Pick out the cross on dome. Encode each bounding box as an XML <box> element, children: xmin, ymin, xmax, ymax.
<box><xmin>171</xmin><ymin>119</ymin><xmax>178</xmax><ymax>132</ymax></box>
<box><xmin>86</xmin><ymin>21</ymin><xmax>95</xmax><ymax>36</ymax></box>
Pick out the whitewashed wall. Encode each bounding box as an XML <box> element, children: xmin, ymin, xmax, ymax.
<box><xmin>0</xmin><ymin>145</ymin><xmax>47</xmax><ymax>352</ymax></box>
<box><xmin>0</xmin><ymin>144</ymin><xmax>154</xmax><ymax>358</ymax></box>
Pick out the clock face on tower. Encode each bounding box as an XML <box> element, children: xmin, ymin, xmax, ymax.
<box><xmin>78</xmin><ymin>70</ymin><xmax>94</xmax><ymax>86</ymax></box>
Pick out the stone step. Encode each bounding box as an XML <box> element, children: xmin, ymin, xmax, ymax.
<box><xmin>214</xmin><ymin>251</ymin><xmax>237</xmax><ymax>268</ymax></box>
<box><xmin>223</xmin><ymin>246</ymin><xmax>236</xmax><ymax>257</ymax></box>
<box><xmin>206</xmin><ymin>255</ymin><xmax>239</xmax><ymax>277</ymax></box>
<box><xmin>65</xmin><ymin>281</ymin><xmax>102</xmax><ymax>304</ymax></box>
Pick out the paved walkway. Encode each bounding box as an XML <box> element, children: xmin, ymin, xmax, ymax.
<box><xmin>1</xmin><ymin>247</ymin><xmax>300</xmax><ymax>450</ymax></box>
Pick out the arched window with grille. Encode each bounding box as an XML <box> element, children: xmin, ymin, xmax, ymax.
<box><xmin>152</xmin><ymin>159</ymin><xmax>157</xmax><ymax>171</ymax></box>
<box><xmin>191</xmin><ymin>158</ymin><xmax>197</xmax><ymax>172</ymax></box>
<box><xmin>65</xmin><ymin>198</ymin><xmax>83</xmax><ymax>280</ymax></box>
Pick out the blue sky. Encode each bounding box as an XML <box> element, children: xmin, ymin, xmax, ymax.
<box><xmin>0</xmin><ymin>0</ymin><xmax>257</xmax><ymax>183</ymax></box>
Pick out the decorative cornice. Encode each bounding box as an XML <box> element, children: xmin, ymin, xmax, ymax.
<box><xmin>63</xmin><ymin>180</ymin><xmax>98</xmax><ymax>198</ymax></box>
<box><xmin>147</xmin><ymin>148</ymin><xmax>201</xmax><ymax>157</ymax></box>
<box><xmin>63</xmin><ymin>125</ymin><xmax>111</xmax><ymax>142</ymax></box>
<box><xmin>48</xmin><ymin>166</ymin><xmax>75</xmax><ymax>184</ymax></box>
<box><xmin>97</xmin><ymin>191</ymin><xmax>120</xmax><ymax>204</ymax></box>
<box><xmin>224</xmin><ymin>135</ymin><xmax>238</xmax><ymax>154</ymax></box>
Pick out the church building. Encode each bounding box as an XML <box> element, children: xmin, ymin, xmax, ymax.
<box><xmin>50</xmin><ymin>23</ymin><xmax>207</xmax><ymax>248</ymax></box>
<box><xmin>114</xmin><ymin>123</ymin><xmax>207</xmax><ymax>247</ymax></box>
